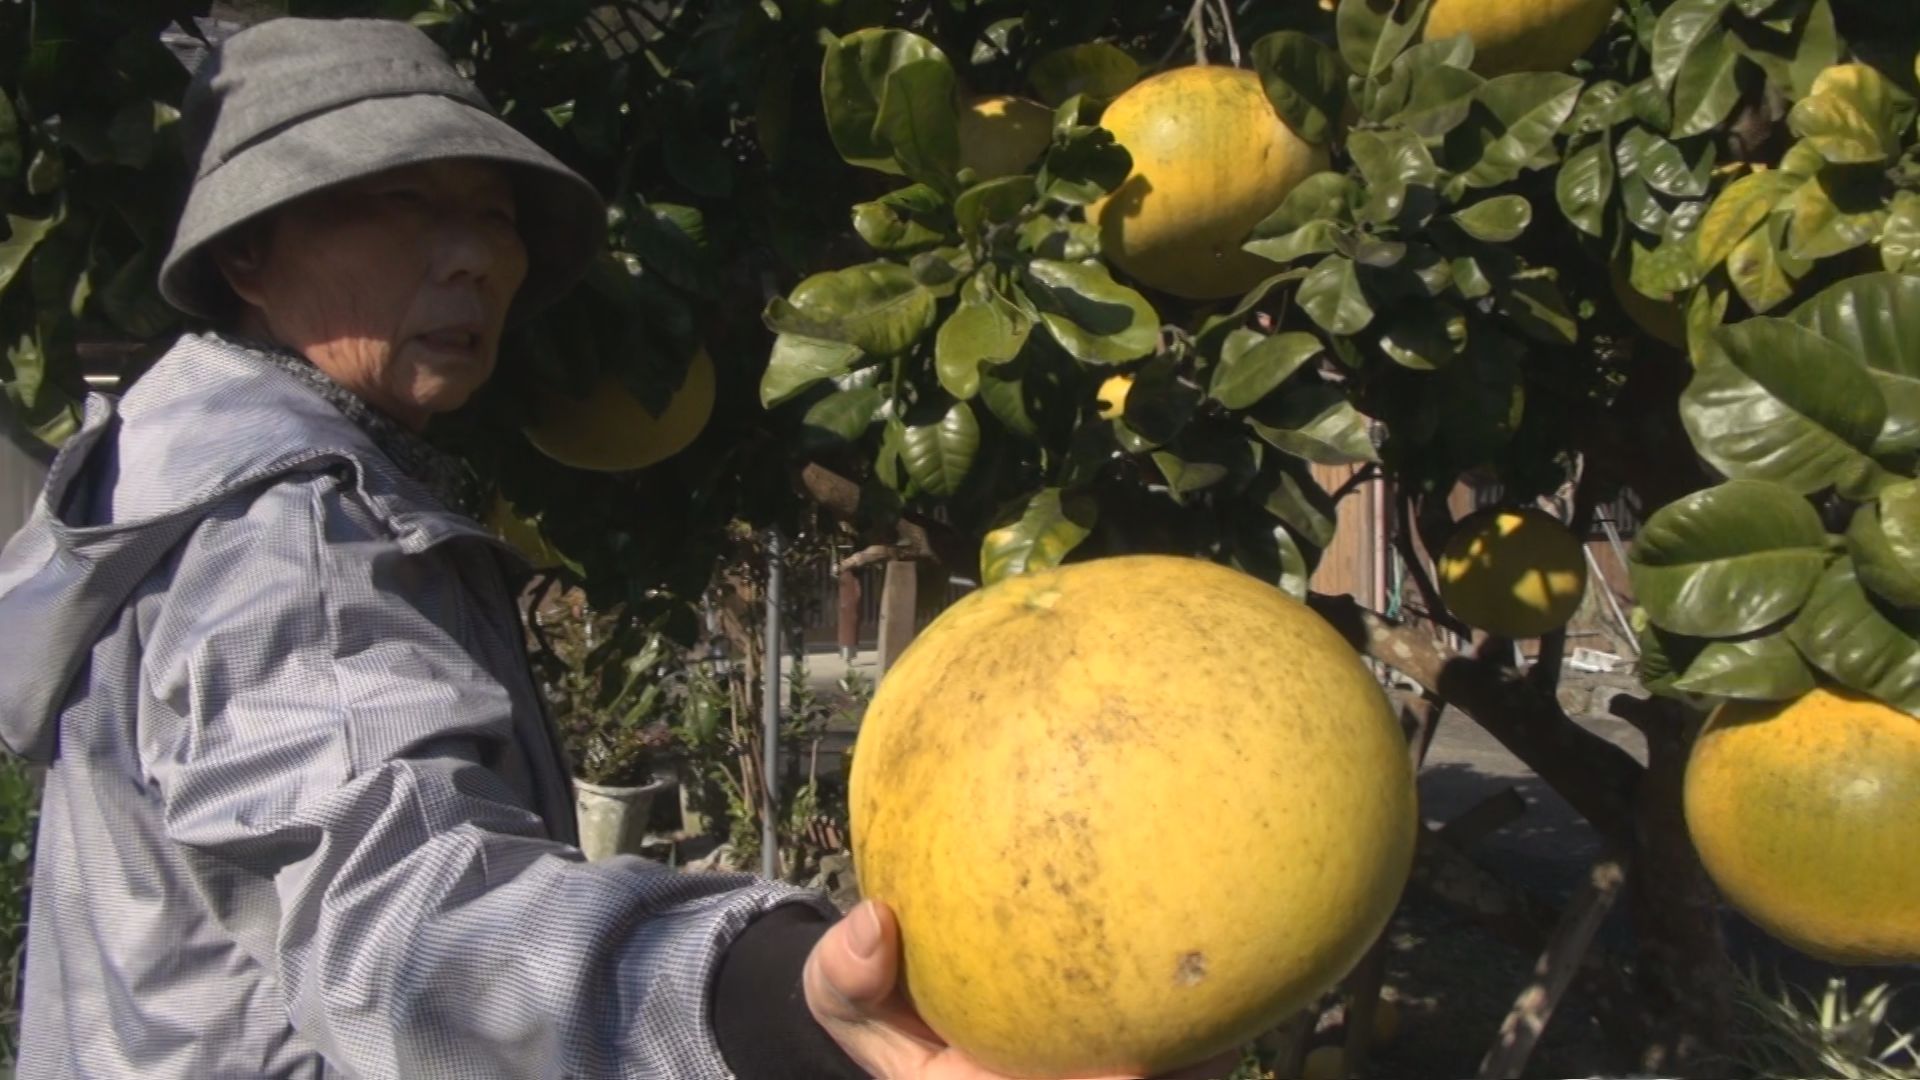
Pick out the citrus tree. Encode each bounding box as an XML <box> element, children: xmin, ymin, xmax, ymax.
<box><xmin>4</xmin><ymin>0</ymin><xmax>1919</xmax><ymax>1074</ymax></box>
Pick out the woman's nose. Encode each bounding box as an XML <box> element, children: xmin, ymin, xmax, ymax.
<box><xmin>433</xmin><ymin>211</ymin><xmax>520</xmax><ymax>285</ymax></box>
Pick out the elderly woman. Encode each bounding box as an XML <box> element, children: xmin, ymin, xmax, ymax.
<box><xmin>0</xmin><ymin>17</ymin><xmax>1202</xmax><ymax>1080</ymax></box>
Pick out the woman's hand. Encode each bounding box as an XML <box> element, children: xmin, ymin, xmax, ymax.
<box><xmin>802</xmin><ymin>900</ymin><xmax>1242</xmax><ymax>1080</ymax></box>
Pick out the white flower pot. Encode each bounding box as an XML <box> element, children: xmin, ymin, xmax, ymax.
<box><xmin>574</xmin><ymin>774</ymin><xmax>670</xmax><ymax>861</ymax></box>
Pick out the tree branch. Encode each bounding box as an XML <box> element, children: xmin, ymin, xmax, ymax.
<box><xmin>794</xmin><ymin>462</ymin><xmax>977</xmax><ymax>575</ymax></box>
<box><xmin>1394</xmin><ymin>491</ymin><xmax>1472</xmax><ymax>639</ymax></box>
<box><xmin>1309</xmin><ymin>593</ymin><xmax>1643</xmax><ymax>846</ymax></box>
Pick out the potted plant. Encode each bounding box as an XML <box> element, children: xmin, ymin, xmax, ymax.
<box><xmin>529</xmin><ymin>588</ymin><xmax>678</xmax><ymax>861</ymax></box>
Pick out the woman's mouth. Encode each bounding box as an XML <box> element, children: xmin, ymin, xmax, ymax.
<box><xmin>416</xmin><ymin>327</ymin><xmax>482</xmax><ymax>355</ymax></box>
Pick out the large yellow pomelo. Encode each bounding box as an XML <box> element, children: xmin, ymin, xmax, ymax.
<box><xmin>1684</xmin><ymin>687</ymin><xmax>1920</xmax><ymax>965</ymax></box>
<box><xmin>1435</xmin><ymin>507</ymin><xmax>1587</xmax><ymax>638</ymax></box>
<box><xmin>849</xmin><ymin>555</ymin><xmax>1418</xmax><ymax>1078</ymax></box>
<box><xmin>1089</xmin><ymin>66</ymin><xmax>1329</xmax><ymax>301</ymax></box>
<box><xmin>1423</xmin><ymin>0</ymin><xmax>1617</xmax><ymax>76</ymax></box>
<box><xmin>524</xmin><ymin>350</ymin><xmax>716</xmax><ymax>472</ymax></box>
<box><xmin>958</xmin><ymin>95</ymin><xmax>1055</xmax><ymax>181</ymax></box>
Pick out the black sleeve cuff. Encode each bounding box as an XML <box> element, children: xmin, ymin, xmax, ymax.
<box><xmin>711</xmin><ymin>903</ymin><xmax>871</xmax><ymax>1079</ymax></box>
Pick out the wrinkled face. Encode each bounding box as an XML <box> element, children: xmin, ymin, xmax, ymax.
<box><xmin>217</xmin><ymin>159</ymin><xmax>529</xmax><ymax>430</ymax></box>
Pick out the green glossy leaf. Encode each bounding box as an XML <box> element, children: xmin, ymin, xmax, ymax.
<box><xmin>1670</xmin><ymin>633</ymin><xmax>1816</xmax><ymax>700</ymax></box>
<box><xmin>1253</xmin><ymin>456</ymin><xmax>1339</xmax><ymax>550</ymax></box>
<box><xmin>1788</xmin><ymin>63</ymin><xmax>1915</xmax><ymax>165</ymax></box>
<box><xmin>1210</xmin><ymin>330</ymin><xmax>1322</xmax><ymax>410</ymax></box>
<box><xmin>1298</xmin><ymin>255</ymin><xmax>1375</xmax><ymax>336</ymax></box>
<box><xmin>1848</xmin><ymin>486</ymin><xmax>1920</xmax><ymax>609</ymax></box>
<box><xmin>1670</xmin><ymin>26</ymin><xmax>1742</xmax><ymax>138</ymax></box>
<box><xmin>766</xmin><ymin>262</ymin><xmax>936</xmax><ymax>357</ymax></box>
<box><xmin>1392</xmin><ymin>64</ymin><xmax>1483</xmax><ymax>138</ymax></box>
<box><xmin>1244</xmin><ymin>220</ymin><xmax>1347</xmax><ymax>265</ymax></box>
<box><xmin>1374</xmin><ymin>34</ymin><xmax>1475</xmax><ymax>118</ymax></box>
<box><xmin>1229</xmin><ymin>517</ymin><xmax>1315</xmax><ymax>600</ymax></box>
<box><xmin>1497</xmin><ymin>275</ymin><xmax>1579</xmax><ymax>345</ymax></box>
<box><xmin>979</xmin><ymin>488</ymin><xmax>1097</xmax><ymax>585</ymax></box>
<box><xmin>24</xmin><ymin>149</ymin><xmax>62</xmax><ymax>196</ymax></box>
<box><xmin>1727</xmin><ymin>221</ymin><xmax>1794</xmax><ymax>314</ymax></box>
<box><xmin>1619</xmin><ymin>127</ymin><xmax>1709</xmax><ymax>199</ymax></box>
<box><xmin>1250</xmin><ymin>171</ymin><xmax>1358</xmax><ymax>239</ymax></box>
<box><xmin>852</xmin><ymin>184</ymin><xmax>951</xmax><ymax>253</ymax></box>
<box><xmin>1023</xmin><ymin>259</ymin><xmax>1158</xmax><ymax>363</ymax></box>
<box><xmin>878</xmin><ymin>59</ymin><xmax>962</xmax><ymax>193</ymax></box>
<box><xmin>1151</xmin><ymin>450</ymin><xmax>1230</xmax><ymax>500</ymax></box>
<box><xmin>1120</xmin><ymin>357</ymin><xmax>1200</xmax><ymax>445</ymax></box>
<box><xmin>978</xmin><ymin>356</ymin><xmax>1040</xmax><ymax>438</ymax></box>
<box><xmin>935</xmin><ymin>281</ymin><xmax>1032</xmax><ymax>400</ymax></box>
<box><xmin>1251</xmin><ymin>31</ymin><xmax>1346</xmax><ymax>145</ymax></box>
<box><xmin>1447</xmin><ymin>73</ymin><xmax>1582</xmax><ymax>189</ymax></box>
<box><xmin>1451</xmin><ymin>251</ymin><xmax>1493</xmax><ymax>299</ymax></box>
<box><xmin>761</xmin><ymin>334</ymin><xmax>865</xmax><ymax>407</ymax></box>
<box><xmin>1451</xmin><ymin>195</ymin><xmax>1531</xmax><ymax>243</ymax></box>
<box><xmin>1349</xmin><ymin>129</ymin><xmax>1439</xmax><ymax>219</ymax></box>
<box><xmin>1695</xmin><ymin>169</ymin><xmax>1801</xmax><ymax>270</ymax></box>
<box><xmin>1556</xmin><ymin>133</ymin><xmax>1614</xmax><ymax>238</ymax></box>
<box><xmin>908</xmin><ymin>246</ymin><xmax>972</xmax><ymax>296</ymax></box>
<box><xmin>902</xmin><ymin>400</ymin><xmax>980</xmax><ymax>496</ymax></box>
<box><xmin>801</xmin><ymin>385</ymin><xmax>885</xmax><ymax>446</ymax></box>
<box><xmin>1651</xmin><ymin>0</ymin><xmax>1731</xmax><ymax>90</ymax></box>
<box><xmin>2</xmin><ymin>332</ymin><xmax>79</xmax><ymax>446</ymax></box>
<box><xmin>1629</xmin><ymin>479</ymin><xmax>1830</xmax><ymax>636</ymax></box>
<box><xmin>1379</xmin><ymin>303</ymin><xmax>1462</xmax><ymax>370</ymax></box>
<box><xmin>0</xmin><ymin>214</ymin><xmax>57</xmax><ymax>299</ymax></box>
<box><xmin>1786</xmin><ymin>169</ymin><xmax>1885</xmax><ymax>261</ymax></box>
<box><xmin>1249</xmin><ymin>384</ymin><xmax>1379</xmax><ymax>465</ymax></box>
<box><xmin>1619</xmin><ymin>173</ymin><xmax>1671</xmax><ymax>236</ymax></box>
<box><xmin>1880</xmin><ymin>191</ymin><xmax>1920</xmax><ymax>273</ymax></box>
<box><xmin>1785</xmin><ymin>558</ymin><xmax>1920</xmax><ymax>713</ymax></box>
<box><xmin>1682</xmin><ymin>318</ymin><xmax>1895</xmax><ymax>497</ymax></box>
<box><xmin>1029</xmin><ymin>43</ymin><xmax>1140</xmax><ymax>105</ymax></box>
<box><xmin>1570</xmin><ymin>80</ymin><xmax>1632</xmax><ymax>133</ymax></box>
<box><xmin>821</xmin><ymin>29</ymin><xmax>946</xmax><ymax>174</ymax></box>
<box><xmin>1788</xmin><ymin>0</ymin><xmax>1839</xmax><ymax>99</ymax></box>
<box><xmin>1193</xmin><ymin>269</ymin><xmax>1311</xmax><ymax>354</ymax></box>
<box><xmin>954</xmin><ymin>175</ymin><xmax>1036</xmax><ymax>236</ymax></box>
<box><xmin>1036</xmin><ymin>126</ymin><xmax>1131</xmax><ymax>206</ymax></box>
<box><xmin>1337</xmin><ymin>0</ymin><xmax>1430</xmax><ymax>78</ymax></box>
<box><xmin>1788</xmin><ymin>272</ymin><xmax>1920</xmax><ymax>456</ymax></box>
<box><xmin>1630</xmin><ymin>232</ymin><xmax>1704</xmax><ymax>297</ymax></box>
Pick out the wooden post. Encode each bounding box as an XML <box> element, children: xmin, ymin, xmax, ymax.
<box><xmin>1477</xmin><ymin>857</ymin><xmax>1628</xmax><ymax>1080</ymax></box>
<box><xmin>836</xmin><ymin>567</ymin><xmax>862</xmax><ymax>661</ymax></box>
<box><xmin>876</xmin><ymin>559</ymin><xmax>919</xmax><ymax>674</ymax></box>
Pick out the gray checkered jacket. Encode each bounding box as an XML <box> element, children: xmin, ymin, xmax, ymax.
<box><xmin>0</xmin><ymin>333</ymin><xmax>832</xmax><ymax>1078</ymax></box>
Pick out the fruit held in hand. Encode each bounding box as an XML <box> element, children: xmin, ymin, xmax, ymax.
<box><xmin>1436</xmin><ymin>508</ymin><xmax>1588</xmax><ymax>638</ymax></box>
<box><xmin>849</xmin><ymin>555</ymin><xmax>1418</xmax><ymax>1078</ymax></box>
<box><xmin>1684</xmin><ymin>686</ymin><xmax>1920</xmax><ymax>965</ymax></box>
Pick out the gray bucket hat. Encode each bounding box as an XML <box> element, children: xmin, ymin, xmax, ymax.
<box><xmin>159</xmin><ymin>17</ymin><xmax>605</xmax><ymax>322</ymax></box>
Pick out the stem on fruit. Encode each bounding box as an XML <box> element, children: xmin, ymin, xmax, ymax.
<box><xmin>1187</xmin><ymin>0</ymin><xmax>1209</xmax><ymax>65</ymax></box>
<box><xmin>1213</xmin><ymin>0</ymin><xmax>1241</xmax><ymax>66</ymax></box>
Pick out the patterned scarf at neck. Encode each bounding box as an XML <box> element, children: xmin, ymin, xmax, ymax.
<box><xmin>211</xmin><ymin>332</ymin><xmax>486</xmax><ymax>518</ymax></box>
